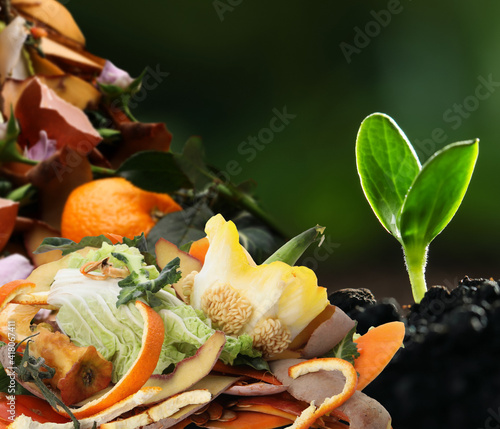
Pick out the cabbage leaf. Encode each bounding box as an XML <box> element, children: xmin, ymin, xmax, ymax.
<box><xmin>48</xmin><ymin>268</ymin><xmax>259</xmax><ymax>383</ymax></box>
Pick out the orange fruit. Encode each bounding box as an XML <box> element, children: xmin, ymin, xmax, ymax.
<box><xmin>61</xmin><ymin>177</ymin><xmax>182</xmax><ymax>242</ymax></box>
<box><xmin>189</xmin><ymin>236</ymin><xmax>209</xmax><ymax>265</ymax></box>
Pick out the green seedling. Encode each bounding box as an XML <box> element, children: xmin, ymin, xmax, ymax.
<box><xmin>356</xmin><ymin>113</ymin><xmax>479</xmax><ymax>303</ymax></box>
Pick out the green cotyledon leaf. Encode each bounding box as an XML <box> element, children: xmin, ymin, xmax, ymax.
<box><xmin>356</xmin><ymin>113</ymin><xmax>421</xmax><ymax>241</ymax></box>
<box><xmin>399</xmin><ymin>139</ymin><xmax>479</xmax><ymax>302</ymax></box>
<box><xmin>399</xmin><ymin>139</ymin><xmax>479</xmax><ymax>250</ymax></box>
<box><xmin>356</xmin><ymin>113</ymin><xmax>479</xmax><ymax>304</ymax></box>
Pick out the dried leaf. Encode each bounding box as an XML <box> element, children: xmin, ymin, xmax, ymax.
<box><xmin>23</xmin><ymin>219</ymin><xmax>62</xmax><ymax>266</ymax></box>
<box><xmin>13</xmin><ymin>0</ymin><xmax>86</xmax><ymax>45</ymax></box>
<box><xmin>1</xmin><ymin>73</ymin><xmax>95</xmax><ymax>118</ymax></box>
<box><xmin>41</xmin><ymin>75</ymin><xmax>101</xmax><ymax>110</ymax></box>
<box><xmin>147</xmin><ymin>205</ymin><xmax>214</xmax><ymax>250</ymax></box>
<box><xmin>40</xmin><ymin>37</ymin><xmax>102</xmax><ymax>72</ymax></box>
<box><xmin>28</xmin><ymin>48</ymin><xmax>64</xmax><ymax>75</ymax></box>
<box><xmin>116</xmin><ymin>150</ymin><xmax>191</xmax><ymax>194</ymax></box>
<box><xmin>110</xmin><ymin>122</ymin><xmax>173</xmax><ymax>168</ymax></box>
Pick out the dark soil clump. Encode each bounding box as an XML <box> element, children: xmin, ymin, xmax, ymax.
<box><xmin>340</xmin><ymin>278</ymin><xmax>500</xmax><ymax>429</ymax></box>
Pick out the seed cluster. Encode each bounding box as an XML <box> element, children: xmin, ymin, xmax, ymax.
<box><xmin>201</xmin><ymin>283</ymin><xmax>253</xmax><ymax>335</ymax></box>
<box><xmin>180</xmin><ymin>270</ymin><xmax>198</xmax><ymax>304</ymax></box>
<box><xmin>251</xmin><ymin>317</ymin><xmax>291</xmax><ymax>357</ymax></box>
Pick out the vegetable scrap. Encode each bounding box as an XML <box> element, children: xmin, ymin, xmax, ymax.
<box><xmin>0</xmin><ymin>215</ymin><xmax>403</xmax><ymax>428</ymax></box>
<box><xmin>0</xmin><ymin>2</ymin><xmax>408</xmax><ymax>428</ymax></box>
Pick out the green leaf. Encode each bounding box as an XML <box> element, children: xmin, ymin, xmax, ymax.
<box><xmin>356</xmin><ymin>112</ymin><xmax>480</xmax><ymax>303</ymax></box>
<box><xmin>6</xmin><ymin>183</ymin><xmax>36</xmax><ymax>205</ymax></box>
<box><xmin>147</xmin><ymin>204</ymin><xmax>214</xmax><ymax>249</ymax></box>
<box><xmin>175</xmin><ymin>137</ymin><xmax>214</xmax><ymax>191</ymax></box>
<box><xmin>179</xmin><ymin>241</ymin><xmax>194</xmax><ymax>252</ymax></box>
<box><xmin>356</xmin><ymin>113</ymin><xmax>421</xmax><ymax>240</ymax></box>
<box><xmin>322</xmin><ymin>323</ymin><xmax>360</xmax><ymax>365</ymax></box>
<box><xmin>98</xmin><ymin>68</ymin><xmax>147</xmax><ymax>97</ymax></box>
<box><xmin>264</xmin><ymin>225</ymin><xmax>325</xmax><ymax>265</ymax></box>
<box><xmin>98</xmin><ymin>69</ymin><xmax>147</xmax><ymax>122</ymax></box>
<box><xmin>399</xmin><ymin>139</ymin><xmax>479</xmax><ymax>249</ymax></box>
<box><xmin>232</xmin><ymin>355</ymin><xmax>271</xmax><ymax>372</ymax></box>
<box><xmin>0</xmin><ymin>112</ymin><xmax>24</xmax><ymax>164</ymax></box>
<box><xmin>34</xmin><ymin>235</ymin><xmax>113</xmax><ymax>255</ymax></box>
<box><xmin>116</xmin><ymin>257</ymin><xmax>181</xmax><ymax>307</ymax></box>
<box><xmin>399</xmin><ymin>139</ymin><xmax>479</xmax><ymax>303</ymax></box>
<box><xmin>0</xmin><ymin>179</ymin><xmax>13</xmax><ymax>197</ymax></box>
<box><xmin>97</xmin><ymin>128</ymin><xmax>121</xmax><ymax>140</ymax></box>
<box><xmin>0</xmin><ymin>342</ymin><xmax>30</xmax><ymax>395</ymax></box>
<box><xmin>116</xmin><ymin>150</ymin><xmax>192</xmax><ymax>193</ymax></box>
<box><xmin>120</xmin><ymin>233</ymin><xmax>156</xmax><ymax>266</ymax></box>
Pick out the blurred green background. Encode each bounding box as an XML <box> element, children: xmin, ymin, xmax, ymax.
<box><xmin>69</xmin><ymin>0</ymin><xmax>500</xmax><ymax>303</ymax></box>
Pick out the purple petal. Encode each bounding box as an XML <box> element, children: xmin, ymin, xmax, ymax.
<box><xmin>24</xmin><ymin>130</ymin><xmax>57</xmax><ymax>161</ymax></box>
<box><xmin>0</xmin><ymin>254</ymin><xmax>34</xmax><ymax>285</ymax></box>
<box><xmin>97</xmin><ymin>60</ymin><xmax>134</xmax><ymax>89</ymax></box>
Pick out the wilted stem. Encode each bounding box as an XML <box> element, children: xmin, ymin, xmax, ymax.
<box><xmin>90</xmin><ymin>165</ymin><xmax>115</xmax><ymax>176</ymax></box>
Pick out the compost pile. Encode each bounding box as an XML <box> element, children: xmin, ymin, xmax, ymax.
<box><xmin>331</xmin><ymin>279</ymin><xmax>500</xmax><ymax>429</ymax></box>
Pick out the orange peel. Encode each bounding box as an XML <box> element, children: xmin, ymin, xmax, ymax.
<box><xmin>0</xmin><ymin>280</ymin><xmax>36</xmax><ymax>312</ymax></box>
<box><xmin>286</xmin><ymin>358</ymin><xmax>358</xmax><ymax>429</ymax></box>
<box><xmin>0</xmin><ymin>303</ymin><xmax>40</xmax><ymax>343</ymax></box>
<box><xmin>53</xmin><ymin>300</ymin><xmax>164</xmax><ymax>419</ymax></box>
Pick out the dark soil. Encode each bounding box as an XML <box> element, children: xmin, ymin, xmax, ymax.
<box><xmin>330</xmin><ymin>278</ymin><xmax>500</xmax><ymax>429</ymax></box>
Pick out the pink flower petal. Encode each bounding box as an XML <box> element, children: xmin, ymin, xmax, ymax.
<box><xmin>97</xmin><ymin>60</ymin><xmax>134</xmax><ymax>89</ymax></box>
<box><xmin>0</xmin><ymin>254</ymin><xmax>34</xmax><ymax>285</ymax></box>
<box><xmin>24</xmin><ymin>130</ymin><xmax>58</xmax><ymax>161</ymax></box>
